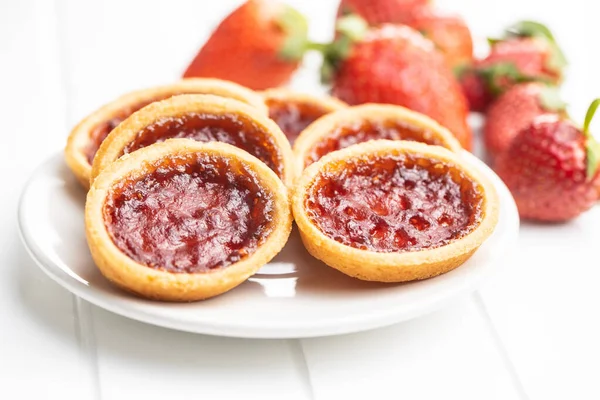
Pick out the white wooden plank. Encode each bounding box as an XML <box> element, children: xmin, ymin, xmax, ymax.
<box><xmin>301</xmin><ymin>297</ymin><xmax>521</xmax><ymax>400</ymax></box>
<box><xmin>0</xmin><ymin>1</ymin><xmax>95</xmax><ymax>398</ymax></box>
<box><xmin>91</xmin><ymin>307</ymin><xmax>311</xmax><ymax>400</ymax></box>
<box><xmin>479</xmin><ymin>209</ymin><xmax>600</xmax><ymax>400</ymax></box>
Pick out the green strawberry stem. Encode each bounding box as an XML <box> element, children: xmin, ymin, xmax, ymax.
<box><xmin>277</xmin><ymin>5</ymin><xmax>310</xmax><ymax>61</ymax></box>
<box><xmin>315</xmin><ymin>14</ymin><xmax>369</xmax><ymax>83</ymax></box>
<box><xmin>583</xmin><ymin>98</ymin><xmax>600</xmax><ymax>179</ymax></box>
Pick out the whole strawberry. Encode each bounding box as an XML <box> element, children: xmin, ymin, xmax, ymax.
<box><xmin>183</xmin><ymin>0</ymin><xmax>308</xmax><ymax>90</ymax></box>
<box><xmin>495</xmin><ymin>99</ymin><xmax>600</xmax><ymax>222</ymax></box>
<box><xmin>485</xmin><ymin>83</ymin><xmax>566</xmax><ymax>159</ymax></box>
<box><xmin>324</xmin><ymin>17</ymin><xmax>472</xmax><ymax>149</ymax></box>
<box><xmin>409</xmin><ymin>11</ymin><xmax>473</xmax><ymax>68</ymax></box>
<box><xmin>459</xmin><ymin>20</ymin><xmax>567</xmax><ymax>112</ymax></box>
<box><xmin>337</xmin><ymin>0</ymin><xmax>429</xmax><ymax>25</ymax></box>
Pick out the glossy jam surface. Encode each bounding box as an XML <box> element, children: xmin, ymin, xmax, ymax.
<box><xmin>123</xmin><ymin>113</ymin><xmax>283</xmax><ymax>178</ymax></box>
<box><xmin>266</xmin><ymin>99</ymin><xmax>330</xmax><ymax>143</ymax></box>
<box><xmin>104</xmin><ymin>154</ymin><xmax>274</xmax><ymax>273</ymax></box>
<box><xmin>305</xmin><ymin>154</ymin><xmax>483</xmax><ymax>252</ymax></box>
<box><xmin>306</xmin><ymin>120</ymin><xmax>445</xmax><ymax>166</ymax></box>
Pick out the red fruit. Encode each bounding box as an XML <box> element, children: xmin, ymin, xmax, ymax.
<box><xmin>495</xmin><ymin>100</ymin><xmax>600</xmax><ymax>222</ymax></box>
<box><xmin>458</xmin><ymin>69</ymin><xmax>495</xmax><ymax>112</ymax></box>
<box><xmin>484</xmin><ymin>83</ymin><xmax>566</xmax><ymax>159</ymax></box>
<box><xmin>337</xmin><ymin>0</ymin><xmax>429</xmax><ymax>25</ymax></box>
<box><xmin>183</xmin><ymin>0</ymin><xmax>308</xmax><ymax>90</ymax></box>
<box><xmin>325</xmin><ymin>20</ymin><xmax>472</xmax><ymax>149</ymax></box>
<box><xmin>459</xmin><ymin>20</ymin><xmax>567</xmax><ymax>112</ymax></box>
<box><xmin>409</xmin><ymin>11</ymin><xmax>473</xmax><ymax>68</ymax></box>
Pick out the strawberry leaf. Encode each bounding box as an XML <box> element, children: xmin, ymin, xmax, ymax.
<box><xmin>583</xmin><ymin>98</ymin><xmax>600</xmax><ymax>179</ymax></box>
<box><xmin>586</xmin><ymin>138</ymin><xmax>600</xmax><ymax>179</ymax></box>
<box><xmin>506</xmin><ymin>20</ymin><xmax>557</xmax><ymax>42</ymax></box>
<box><xmin>277</xmin><ymin>5</ymin><xmax>309</xmax><ymax>61</ymax></box>
<box><xmin>583</xmin><ymin>98</ymin><xmax>600</xmax><ymax>136</ymax></box>
<box><xmin>538</xmin><ymin>86</ymin><xmax>567</xmax><ymax>112</ymax></box>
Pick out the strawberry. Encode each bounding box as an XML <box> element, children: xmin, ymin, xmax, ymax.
<box><xmin>337</xmin><ymin>1</ymin><xmax>472</xmax><ymax>69</ymax></box>
<box><xmin>484</xmin><ymin>83</ymin><xmax>566</xmax><ymax>159</ymax></box>
<box><xmin>494</xmin><ymin>99</ymin><xmax>600</xmax><ymax>222</ymax></box>
<box><xmin>409</xmin><ymin>11</ymin><xmax>473</xmax><ymax>68</ymax></box>
<box><xmin>459</xmin><ymin>20</ymin><xmax>567</xmax><ymax>112</ymax></box>
<box><xmin>337</xmin><ymin>0</ymin><xmax>429</xmax><ymax>25</ymax></box>
<box><xmin>183</xmin><ymin>0</ymin><xmax>308</xmax><ymax>90</ymax></box>
<box><xmin>323</xmin><ymin>17</ymin><xmax>472</xmax><ymax>149</ymax></box>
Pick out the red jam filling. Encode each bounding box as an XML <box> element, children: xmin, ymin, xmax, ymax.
<box><xmin>306</xmin><ymin>120</ymin><xmax>445</xmax><ymax>166</ymax></box>
<box><xmin>267</xmin><ymin>99</ymin><xmax>330</xmax><ymax>143</ymax></box>
<box><xmin>84</xmin><ymin>99</ymin><xmax>160</xmax><ymax>164</ymax></box>
<box><xmin>123</xmin><ymin>113</ymin><xmax>283</xmax><ymax>178</ymax></box>
<box><xmin>305</xmin><ymin>154</ymin><xmax>483</xmax><ymax>252</ymax></box>
<box><xmin>104</xmin><ymin>154</ymin><xmax>274</xmax><ymax>273</ymax></box>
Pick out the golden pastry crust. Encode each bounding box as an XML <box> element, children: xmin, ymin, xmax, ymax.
<box><xmin>86</xmin><ymin>139</ymin><xmax>292</xmax><ymax>302</ymax></box>
<box><xmin>261</xmin><ymin>88</ymin><xmax>348</xmax><ymax>112</ymax></box>
<box><xmin>91</xmin><ymin>94</ymin><xmax>295</xmax><ymax>187</ymax></box>
<box><xmin>293</xmin><ymin>103</ymin><xmax>463</xmax><ymax>177</ymax></box>
<box><xmin>292</xmin><ymin>140</ymin><xmax>499</xmax><ymax>283</ymax></box>
<box><xmin>65</xmin><ymin>78</ymin><xmax>268</xmax><ymax>189</ymax></box>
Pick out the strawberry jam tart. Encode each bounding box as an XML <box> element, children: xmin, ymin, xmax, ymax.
<box><xmin>85</xmin><ymin>139</ymin><xmax>292</xmax><ymax>301</ymax></box>
<box><xmin>292</xmin><ymin>140</ymin><xmax>499</xmax><ymax>282</ymax></box>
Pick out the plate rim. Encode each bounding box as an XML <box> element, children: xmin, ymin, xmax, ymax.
<box><xmin>17</xmin><ymin>152</ymin><xmax>520</xmax><ymax>339</ymax></box>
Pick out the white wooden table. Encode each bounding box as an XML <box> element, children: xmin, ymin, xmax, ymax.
<box><xmin>1</xmin><ymin>1</ymin><xmax>598</xmax><ymax>399</ymax></box>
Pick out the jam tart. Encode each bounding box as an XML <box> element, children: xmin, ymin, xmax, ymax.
<box><xmin>65</xmin><ymin>78</ymin><xmax>267</xmax><ymax>189</ymax></box>
<box><xmin>293</xmin><ymin>104</ymin><xmax>462</xmax><ymax>176</ymax></box>
<box><xmin>91</xmin><ymin>94</ymin><xmax>295</xmax><ymax>187</ymax></box>
<box><xmin>86</xmin><ymin>139</ymin><xmax>292</xmax><ymax>301</ymax></box>
<box><xmin>261</xmin><ymin>89</ymin><xmax>347</xmax><ymax>143</ymax></box>
<box><xmin>292</xmin><ymin>140</ymin><xmax>499</xmax><ymax>283</ymax></box>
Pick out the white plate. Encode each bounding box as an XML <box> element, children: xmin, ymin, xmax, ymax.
<box><xmin>18</xmin><ymin>152</ymin><xmax>519</xmax><ymax>338</ymax></box>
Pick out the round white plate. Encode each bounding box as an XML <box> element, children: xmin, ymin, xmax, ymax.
<box><xmin>18</xmin><ymin>152</ymin><xmax>519</xmax><ymax>338</ymax></box>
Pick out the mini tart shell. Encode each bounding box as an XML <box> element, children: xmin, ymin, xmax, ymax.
<box><xmin>86</xmin><ymin>139</ymin><xmax>292</xmax><ymax>302</ymax></box>
<box><xmin>292</xmin><ymin>140</ymin><xmax>499</xmax><ymax>283</ymax></box>
<box><xmin>293</xmin><ymin>104</ymin><xmax>463</xmax><ymax>178</ymax></box>
<box><xmin>261</xmin><ymin>88</ymin><xmax>348</xmax><ymax>113</ymax></box>
<box><xmin>65</xmin><ymin>78</ymin><xmax>268</xmax><ymax>189</ymax></box>
<box><xmin>91</xmin><ymin>94</ymin><xmax>295</xmax><ymax>187</ymax></box>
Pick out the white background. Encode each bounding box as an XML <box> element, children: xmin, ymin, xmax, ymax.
<box><xmin>1</xmin><ymin>0</ymin><xmax>599</xmax><ymax>399</ymax></box>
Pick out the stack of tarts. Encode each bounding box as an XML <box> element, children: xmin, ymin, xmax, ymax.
<box><xmin>66</xmin><ymin>78</ymin><xmax>499</xmax><ymax>302</ymax></box>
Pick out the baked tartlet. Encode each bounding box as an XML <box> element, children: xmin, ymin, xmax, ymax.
<box><xmin>262</xmin><ymin>89</ymin><xmax>347</xmax><ymax>143</ymax></box>
<box><xmin>86</xmin><ymin>139</ymin><xmax>292</xmax><ymax>301</ymax></box>
<box><xmin>92</xmin><ymin>94</ymin><xmax>295</xmax><ymax>186</ymax></box>
<box><xmin>292</xmin><ymin>140</ymin><xmax>499</xmax><ymax>283</ymax></box>
<box><xmin>65</xmin><ymin>78</ymin><xmax>267</xmax><ymax>188</ymax></box>
<box><xmin>293</xmin><ymin>104</ymin><xmax>462</xmax><ymax>176</ymax></box>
